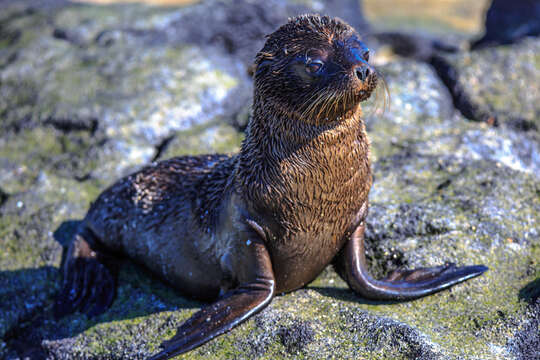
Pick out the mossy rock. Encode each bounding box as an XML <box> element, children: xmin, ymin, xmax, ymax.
<box><xmin>446</xmin><ymin>38</ymin><xmax>540</xmax><ymax>130</ymax></box>
<box><xmin>0</xmin><ymin>0</ymin><xmax>538</xmax><ymax>359</ymax></box>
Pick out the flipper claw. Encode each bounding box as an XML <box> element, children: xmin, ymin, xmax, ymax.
<box><xmin>54</xmin><ymin>229</ymin><xmax>116</xmax><ymax>318</ymax></box>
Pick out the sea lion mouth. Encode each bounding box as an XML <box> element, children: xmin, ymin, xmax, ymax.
<box><xmin>296</xmin><ymin>70</ymin><xmax>378</xmax><ymax>122</ymax></box>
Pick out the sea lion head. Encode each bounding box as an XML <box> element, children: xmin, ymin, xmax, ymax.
<box><xmin>254</xmin><ymin>14</ymin><xmax>377</xmax><ymax>124</ymax></box>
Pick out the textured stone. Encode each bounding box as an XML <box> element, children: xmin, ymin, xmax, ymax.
<box><xmin>0</xmin><ymin>1</ymin><xmax>538</xmax><ymax>360</ymax></box>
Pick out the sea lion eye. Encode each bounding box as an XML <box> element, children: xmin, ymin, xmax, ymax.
<box><xmin>306</xmin><ymin>59</ymin><xmax>324</xmax><ymax>74</ymax></box>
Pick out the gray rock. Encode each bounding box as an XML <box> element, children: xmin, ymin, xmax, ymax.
<box><xmin>0</xmin><ymin>1</ymin><xmax>250</xmax><ymax>184</ymax></box>
<box><xmin>0</xmin><ymin>1</ymin><xmax>538</xmax><ymax>359</ymax></box>
<box><xmin>448</xmin><ymin>38</ymin><xmax>540</xmax><ymax>132</ymax></box>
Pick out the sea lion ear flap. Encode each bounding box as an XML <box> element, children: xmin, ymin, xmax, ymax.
<box><xmin>255</xmin><ymin>60</ymin><xmax>272</xmax><ymax>76</ymax></box>
<box><xmin>254</xmin><ymin>52</ymin><xmax>274</xmax><ymax>77</ymax></box>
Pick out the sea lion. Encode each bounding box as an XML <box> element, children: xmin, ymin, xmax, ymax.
<box><xmin>55</xmin><ymin>15</ymin><xmax>488</xmax><ymax>359</ymax></box>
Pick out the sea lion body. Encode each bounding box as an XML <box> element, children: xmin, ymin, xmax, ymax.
<box><xmin>83</xmin><ymin>155</ymin><xmax>236</xmax><ymax>300</ymax></box>
<box><xmin>236</xmin><ymin>115</ymin><xmax>371</xmax><ymax>293</ymax></box>
<box><xmin>56</xmin><ymin>15</ymin><xmax>487</xmax><ymax>359</ymax></box>
<box><xmin>83</xmin><ymin>114</ymin><xmax>370</xmax><ymax>297</ymax></box>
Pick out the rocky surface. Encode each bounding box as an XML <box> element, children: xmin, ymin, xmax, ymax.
<box><xmin>0</xmin><ymin>1</ymin><xmax>538</xmax><ymax>359</ymax></box>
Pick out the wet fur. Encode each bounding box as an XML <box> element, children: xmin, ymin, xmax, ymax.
<box><xmin>56</xmin><ymin>15</ymin><xmax>487</xmax><ymax>359</ymax></box>
<box><xmin>74</xmin><ymin>15</ymin><xmax>377</xmax><ymax>297</ymax></box>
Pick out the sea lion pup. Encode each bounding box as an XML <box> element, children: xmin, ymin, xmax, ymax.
<box><xmin>55</xmin><ymin>15</ymin><xmax>488</xmax><ymax>359</ymax></box>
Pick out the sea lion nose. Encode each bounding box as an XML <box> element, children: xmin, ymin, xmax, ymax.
<box><xmin>354</xmin><ymin>65</ymin><xmax>371</xmax><ymax>81</ymax></box>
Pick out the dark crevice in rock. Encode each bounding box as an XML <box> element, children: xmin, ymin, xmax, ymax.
<box><xmin>0</xmin><ymin>50</ymin><xmax>19</xmax><ymax>70</ymax></box>
<box><xmin>0</xmin><ymin>26</ymin><xmax>21</xmax><ymax>47</ymax></box>
<box><xmin>1</xmin><ymin>114</ymin><xmax>32</xmax><ymax>135</ymax></box>
<box><xmin>0</xmin><ymin>5</ymin><xmax>36</xmax><ymax>19</ymax></box>
<box><xmin>52</xmin><ymin>27</ymin><xmax>69</xmax><ymax>41</ymax></box>
<box><xmin>423</xmin><ymin>222</ymin><xmax>450</xmax><ymax>236</ymax></box>
<box><xmin>44</xmin><ymin>116</ymin><xmax>99</xmax><ymax>135</ymax></box>
<box><xmin>3</xmin><ymin>308</ymin><xmax>50</xmax><ymax>360</ymax></box>
<box><xmin>428</xmin><ymin>54</ymin><xmax>497</xmax><ymax>125</ymax></box>
<box><xmin>51</xmin><ymin>27</ymin><xmax>85</xmax><ymax>47</ymax></box>
<box><xmin>0</xmin><ymin>188</ymin><xmax>8</xmax><ymax>209</ymax></box>
<box><xmin>151</xmin><ymin>135</ymin><xmax>175</xmax><ymax>162</ymax></box>
<box><xmin>436</xmin><ymin>178</ymin><xmax>452</xmax><ymax>191</ymax></box>
<box><xmin>73</xmin><ymin>173</ymin><xmax>92</xmax><ymax>182</ymax></box>
<box><xmin>506</xmin><ymin>117</ymin><xmax>539</xmax><ymax>132</ymax></box>
<box><xmin>94</xmin><ymin>29</ymin><xmax>116</xmax><ymax>47</ymax></box>
<box><xmin>94</xmin><ymin>28</ymin><xmax>168</xmax><ymax>48</ymax></box>
<box><xmin>0</xmin><ymin>14</ymin><xmax>23</xmax><ymax>70</ymax></box>
<box><xmin>0</xmin><ymin>6</ymin><xmax>35</xmax><ymax>40</ymax></box>
<box><xmin>210</xmin><ymin>33</ymin><xmax>237</xmax><ymax>54</ymax></box>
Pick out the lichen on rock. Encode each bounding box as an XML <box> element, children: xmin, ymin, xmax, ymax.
<box><xmin>0</xmin><ymin>1</ymin><xmax>538</xmax><ymax>359</ymax></box>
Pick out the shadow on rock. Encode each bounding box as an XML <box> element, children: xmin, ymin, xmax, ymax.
<box><xmin>519</xmin><ymin>277</ymin><xmax>540</xmax><ymax>304</ymax></box>
<box><xmin>2</xmin><ymin>219</ymin><xmax>203</xmax><ymax>360</ymax></box>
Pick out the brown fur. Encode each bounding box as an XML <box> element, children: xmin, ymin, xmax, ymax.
<box><xmin>61</xmin><ymin>13</ymin><xmax>377</xmax><ymax>304</ymax></box>
<box><xmin>57</xmin><ymin>16</ymin><xmax>487</xmax><ymax>358</ymax></box>
<box><xmin>237</xmin><ymin>15</ymin><xmax>375</xmax><ymax>291</ymax></box>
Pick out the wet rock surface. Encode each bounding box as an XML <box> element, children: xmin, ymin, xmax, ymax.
<box><xmin>0</xmin><ymin>1</ymin><xmax>538</xmax><ymax>359</ymax></box>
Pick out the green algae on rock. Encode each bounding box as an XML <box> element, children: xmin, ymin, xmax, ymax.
<box><xmin>0</xmin><ymin>2</ymin><xmax>247</xmax><ymax>184</ymax></box>
<box><xmin>0</xmin><ymin>0</ymin><xmax>538</xmax><ymax>359</ymax></box>
<box><xmin>447</xmin><ymin>38</ymin><xmax>540</xmax><ymax>130</ymax></box>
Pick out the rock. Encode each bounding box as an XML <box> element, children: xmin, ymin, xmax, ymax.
<box><xmin>157</xmin><ymin>121</ymin><xmax>243</xmax><ymax>161</ymax></box>
<box><xmin>506</xmin><ymin>299</ymin><xmax>540</xmax><ymax>360</ymax></box>
<box><xmin>0</xmin><ymin>1</ymin><xmax>538</xmax><ymax>359</ymax></box>
<box><xmin>276</xmin><ymin>319</ymin><xmax>315</xmax><ymax>354</ymax></box>
<box><xmin>0</xmin><ymin>0</ymin><xmax>370</xmax><ymax>186</ymax></box>
<box><xmin>471</xmin><ymin>0</ymin><xmax>540</xmax><ymax>49</ymax></box>
<box><xmin>365</xmin><ymin>57</ymin><xmax>540</xmax><ymax>175</ymax></box>
<box><xmin>444</xmin><ymin>38</ymin><xmax>540</xmax><ymax>132</ymax></box>
<box><xmin>0</xmin><ymin>1</ymin><xmax>249</xmax><ymax>185</ymax></box>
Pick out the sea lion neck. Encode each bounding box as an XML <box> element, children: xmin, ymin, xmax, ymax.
<box><xmin>235</xmin><ymin>92</ymin><xmax>371</xmax><ymax>217</ymax></box>
<box><xmin>247</xmin><ymin>90</ymin><xmax>364</xmax><ymax>148</ymax></box>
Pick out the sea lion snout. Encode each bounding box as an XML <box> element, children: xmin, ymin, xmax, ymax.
<box><xmin>351</xmin><ymin>63</ymin><xmax>378</xmax><ymax>102</ymax></box>
<box><xmin>345</xmin><ymin>38</ymin><xmax>377</xmax><ymax>98</ymax></box>
<box><xmin>351</xmin><ymin>62</ymin><xmax>377</xmax><ymax>88</ymax></box>
<box><xmin>354</xmin><ymin>64</ymin><xmax>372</xmax><ymax>82</ymax></box>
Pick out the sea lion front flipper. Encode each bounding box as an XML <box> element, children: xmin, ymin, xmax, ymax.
<box><xmin>148</xmin><ymin>240</ymin><xmax>275</xmax><ymax>360</ymax></box>
<box><xmin>54</xmin><ymin>227</ymin><xmax>116</xmax><ymax>318</ymax></box>
<box><xmin>335</xmin><ymin>222</ymin><xmax>488</xmax><ymax>300</ymax></box>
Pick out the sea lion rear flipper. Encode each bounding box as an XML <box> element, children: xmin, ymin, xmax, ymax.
<box><xmin>335</xmin><ymin>222</ymin><xmax>488</xmax><ymax>300</ymax></box>
<box><xmin>54</xmin><ymin>227</ymin><xmax>116</xmax><ymax>318</ymax></box>
<box><xmin>148</xmin><ymin>240</ymin><xmax>275</xmax><ymax>360</ymax></box>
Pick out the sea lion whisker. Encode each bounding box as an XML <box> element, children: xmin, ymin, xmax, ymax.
<box><xmin>299</xmin><ymin>91</ymin><xmax>322</xmax><ymax>120</ymax></box>
<box><xmin>373</xmin><ymin>68</ymin><xmax>390</xmax><ymax>115</ymax></box>
<box><xmin>300</xmin><ymin>88</ymin><xmax>327</xmax><ymax>116</ymax></box>
<box><xmin>304</xmin><ymin>90</ymin><xmax>329</xmax><ymax>120</ymax></box>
